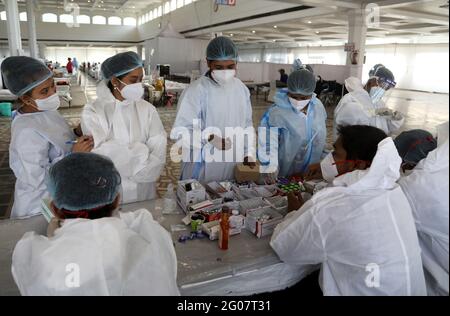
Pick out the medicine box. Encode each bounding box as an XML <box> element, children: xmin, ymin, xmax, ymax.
<box><xmin>234</xmin><ymin>163</ymin><xmax>277</xmax><ymax>185</ymax></box>
<box><xmin>202</xmin><ymin>220</ymin><xmax>242</xmax><ymax>241</ymax></box>
<box><xmin>177</xmin><ymin>179</ymin><xmax>207</xmax><ymax>213</ymax></box>
<box><xmin>245</xmin><ymin>207</ymin><xmax>284</xmax><ymax>238</ymax></box>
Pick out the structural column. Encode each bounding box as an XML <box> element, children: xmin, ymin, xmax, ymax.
<box><xmin>347</xmin><ymin>8</ymin><xmax>368</xmax><ymax>79</ymax></box>
<box><xmin>38</xmin><ymin>43</ymin><xmax>46</xmax><ymax>60</ymax></box>
<box><xmin>5</xmin><ymin>0</ymin><xmax>23</xmax><ymax>56</ymax></box>
<box><xmin>136</xmin><ymin>44</ymin><xmax>143</xmax><ymax>60</ymax></box>
<box><xmin>260</xmin><ymin>47</ymin><xmax>266</xmax><ymax>63</ymax></box>
<box><xmin>26</xmin><ymin>0</ymin><xmax>38</xmax><ymax>59</ymax></box>
<box><xmin>144</xmin><ymin>40</ymin><xmax>152</xmax><ymax>74</ymax></box>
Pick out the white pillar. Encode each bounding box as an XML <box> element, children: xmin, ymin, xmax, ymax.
<box><xmin>260</xmin><ymin>47</ymin><xmax>266</xmax><ymax>63</ymax></box>
<box><xmin>38</xmin><ymin>43</ymin><xmax>46</xmax><ymax>60</ymax></box>
<box><xmin>26</xmin><ymin>0</ymin><xmax>38</xmax><ymax>59</ymax></box>
<box><xmin>136</xmin><ymin>44</ymin><xmax>143</xmax><ymax>60</ymax></box>
<box><xmin>5</xmin><ymin>0</ymin><xmax>23</xmax><ymax>56</ymax></box>
<box><xmin>347</xmin><ymin>8</ymin><xmax>367</xmax><ymax>80</ymax></box>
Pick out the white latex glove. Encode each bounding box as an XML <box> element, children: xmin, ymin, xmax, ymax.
<box><xmin>47</xmin><ymin>217</ymin><xmax>63</xmax><ymax>237</ymax></box>
<box><xmin>376</xmin><ymin>108</ymin><xmax>394</xmax><ymax>117</ymax></box>
<box><xmin>392</xmin><ymin>111</ymin><xmax>404</xmax><ymax>121</ymax></box>
<box><xmin>209</xmin><ymin>134</ymin><xmax>232</xmax><ymax>150</ymax></box>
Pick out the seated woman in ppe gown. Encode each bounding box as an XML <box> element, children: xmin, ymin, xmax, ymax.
<box><xmin>333</xmin><ymin>64</ymin><xmax>405</xmax><ymax>140</ymax></box>
<box><xmin>81</xmin><ymin>51</ymin><xmax>167</xmax><ymax>204</ymax></box>
<box><xmin>1</xmin><ymin>56</ymin><xmax>93</xmax><ymax>219</ymax></box>
<box><xmin>12</xmin><ymin>153</ymin><xmax>180</xmax><ymax>296</ymax></box>
<box><xmin>271</xmin><ymin>125</ymin><xmax>426</xmax><ymax>296</ymax></box>
<box><xmin>395</xmin><ymin>125</ymin><xmax>449</xmax><ymax>296</ymax></box>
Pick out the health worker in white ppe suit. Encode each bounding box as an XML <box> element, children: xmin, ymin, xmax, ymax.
<box><xmin>271</xmin><ymin>125</ymin><xmax>426</xmax><ymax>296</ymax></box>
<box><xmin>1</xmin><ymin>56</ymin><xmax>93</xmax><ymax>219</ymax></box>
<box><xmin>395</xmin><ymin>125</ymin><xmax>449</xmax><ymax>296</ymax></box>
<box><xmin>172</xmin><ymin>37</ymin><xmax>255</xmax><ymax>184</ymax></box>
<box><xmin>12</xmin><ymin>153</ymin><xmax>180</xmax><ymax>296</ymax></box>
<box><xmin>258</xmin><ymin>69</ymin><xmax>327</xmax><ymax>178</ymax></box>
<box><xmin>334</xmin><ymin>64</ymin><xmax>405</xmax><ymax>140</ymax></box>
<box><xmin>81</xmin><ymin>51</ymin><xmax>167</xmax><ymax>204</ymax></box>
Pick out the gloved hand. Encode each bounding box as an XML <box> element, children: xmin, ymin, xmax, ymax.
<box><xmin>376</xmin><ymin>108</ymin><xmax>394</xmax><ymax>117</ymax></box>
<box><xmin>392</xmin><ymin>111</ymin><xmax>404</xmax><ymax>121</ymax></box>
<box><xmin>287</xmin><ymin>191</ymin><xmax>305</xmax><ymax>213</ymax></box>
<box><xmin>263</xmin><ymin>173</ymin><xmax>278</xmax><ymax>185</ymax></box>
<box><xmin>47</xmin><ymin>217</ymin><xmax>63</xmax><ymax>237</ymax></box>
<box><xmin>208</xmin><ymin>134</ymin><xmax>232</xmax><ymax>150</ymax></box>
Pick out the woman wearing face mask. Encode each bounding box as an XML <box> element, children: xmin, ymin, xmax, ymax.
<box><xmin>1</xmin><ymin>56</ymin><xmax>93</xmax><ymax>219</ymax></box>
<box><xmin>258</xmin><ymin>69</ymin><xmax>327</xmax><ymax>178</ymax></box>
<box><xmin>172</xmin><ymin>37</ymin><xmax>255</xmax><ymax>183</ymax></box>
<box><xmin>81</xmin><ymin>51</ymin><xmax>167</xmax><ymax>204</ymax></box>
<box><xmin>333</xmin><ymin>64</ymin><xmax>404</xmax><ymax>140</ymax></box>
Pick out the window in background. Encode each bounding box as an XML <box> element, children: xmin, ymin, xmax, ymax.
<box><xmin>60</xmin><ymin>14</ymin><xmax>74</xmax><ymax>24</ymax></box>
<box><xmin>77</xmin><ymin>15</ymin><xmax>91</xmax><ymax>24</ymax></box>
<box><xmin>92</xmin><ymin>15</ymin><xmax>106</xmax><ymax>25</ymax></box>
<box><xmin>123</xmin><ymin>17</ymin><xmax>136</xmax><ymax>26</ymax></box>
<box><xmin>42</xmin><ymin>13</ymin><xmax>57</xmax><ymax>23</ymax></box>
<box><xmin>164</xmin><ymin>2</ymin><xmax>171</xmax><ymax>14</ymax></box>
<box><xmin>19</xmin><ymin>12</ymin><xmax>27</xmax><ymax>21</ymax></box>
<box><xmin>108</xmin><ymin>16</ymin><xmax>122</xmax><ymax>25</ymax></box>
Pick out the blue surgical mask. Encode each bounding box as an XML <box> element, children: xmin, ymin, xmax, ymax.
<box><xmin>370</xmin><ymin>86</ymin><xmax>386</xmax><ymax>103</ymax></box>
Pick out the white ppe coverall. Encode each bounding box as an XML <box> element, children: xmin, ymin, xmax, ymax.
<box><xmin>334</xmin><ymin>77</ymin><xmax>404</xmax><ymax>140</ymax></box>
<box><xmin>399</xmin><ymin>125</ymin><xmax>449</xmax><ymax>296</ymax></box>
<box><xmin>9</xmin><ymin>111</ymin><xmax>74</xmax><ymax>219</ymax></box>
<box><xmin>12</xmin><ymin>209</ymin><xmax>180</xmax><ymax>296</ymax></box>
<box><xmin>172</xmin><ymin>75</ymin><xmax>254</xmax><ymax>184</ymax></box>
<box><xmin>81</xmin><ymin>82</ymin><xmax>167</xmax><ymax>204</ymax></box>
<box><xmin>271</xmin><ymin>138</ymin><xmax>426</xmax><ymax>296</ymax></box>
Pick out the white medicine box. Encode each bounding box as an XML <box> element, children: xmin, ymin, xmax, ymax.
<box><xmin>177</xmin><ymin>179</ymin><xmax>207</xmax><ymax>212</ymax></box>
<box><xmin>245</xmin><ymin>207</ymin><xmax>284</xmax><ymax>238</ymax></box>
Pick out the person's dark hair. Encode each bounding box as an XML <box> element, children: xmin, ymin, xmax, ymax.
<box><xmin>107</xmin><ymin>73</ymin><xmax>127</xmax><ymax>94</ymax></box>
<box><xmin>337</xmin><ymin>125</ymin><xmax>387</xmax><ymax>161</ymax></box>
<box><xmin>59</xmin><ymin>200</ymin><xmax>117</xmax><ymax>220</ymax></box>
<box><xmin>279</xmin><ymin>69</ymin><xmax>285</xmax><ymax>74</ymax></box>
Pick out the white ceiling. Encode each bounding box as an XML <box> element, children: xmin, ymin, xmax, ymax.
<box><xmin>1</xmin><ymin>0</ymin><xmax>448</xmax><ymax>47</ymax></box>
<box><xmin>191</xmin><ymin>0</ymin><xmax>449</xmax><ymax>46</ymax></box>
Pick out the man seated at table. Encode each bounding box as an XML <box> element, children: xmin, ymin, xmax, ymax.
<box><xmin>279</xmin><ymin>69</ymin><xmax>288</xmax><ymax>84</ymax></box>
<box><xmin>12</xmin><ymin>153</ymin><xmax>180</xmax><ymax>296</ymax></box>
<box><xmin>271</xmin><ymin>125</ymin><xmax>426</xmax><ymax>296</ymax></box>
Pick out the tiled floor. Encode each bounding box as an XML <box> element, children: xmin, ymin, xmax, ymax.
<box><xmin>0</xmin><ymin>73</ymin><xmax>448</xmax><ymax>219</ymax></box>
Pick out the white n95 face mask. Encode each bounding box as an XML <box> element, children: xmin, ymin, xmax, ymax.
<box><xmin>289</xmin><ymin>97</ymin><xmax>310</xmax><ymax>111</ymax></box>
<box><xmin>212</xmin><ymin>70</ymin><xmax>236</xmax><ymax>85</ymax></box>
<box><xmin>320</xmin><ymin>152</ymin><xmax>339</xmax><ymax>183</ymax></box>
<box><xmin>120</xmin><ymin>82</ymin><xmax>144</xmax><ymax>102</ymax></box>
<box><xmin>370</xmin><ymin>86</ymin><xmax>386</xmax><ymax>103</ymax></box>
<box><xmin>34</xmin><ymin>93</ymin><xmax>61</xmax><ymax>111</ymax></box>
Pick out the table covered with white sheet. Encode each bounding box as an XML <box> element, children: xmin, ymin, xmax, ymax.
<box><xmin>0</xmin><ymin>199</ymin><xmax>316</xmax><ymax>296</ymax></box>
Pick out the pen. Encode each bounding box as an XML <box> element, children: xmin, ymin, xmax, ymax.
<box><xmin>66</xmin><ymin>140</ymin><xmax>78</xmax><ymax>145</ymax></box>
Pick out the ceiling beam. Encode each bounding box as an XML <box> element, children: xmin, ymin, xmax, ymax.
<box><xmin>271</xmin><ymin>0</ymin><xmax>363</xmax><ymax>9</ymax></box>
<box><xmin>364</xmin><ymin>0</ymin><xmax>439</xmax><ymax>9</ymax></box>
<box><xmin>183</xmin><ymin>6</ymin><xmax>339</xmax><ymax>37</ymax></box>
<box><xmin>90</xmin><ymin>0</ymin><xmax>100</xmax><ymax>12</ymax></box>
<box><xmin>384</xmin><ymin>8</ymin><xmax>449</xmax><ymax>26</ymax></box>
